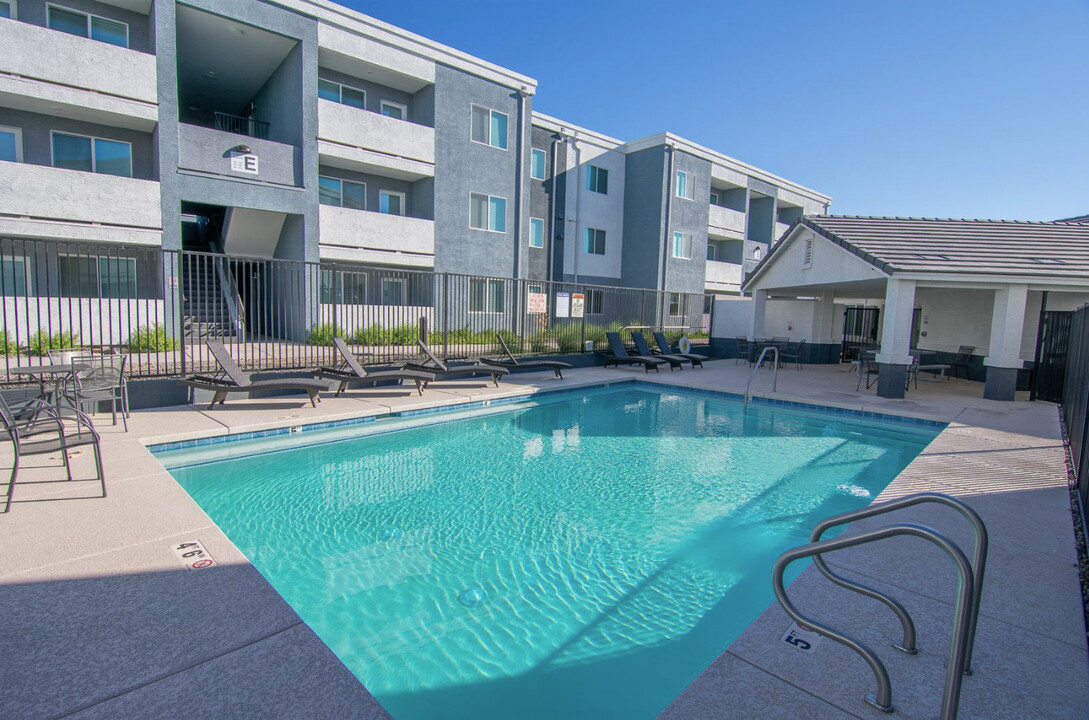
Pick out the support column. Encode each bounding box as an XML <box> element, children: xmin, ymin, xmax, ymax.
<box><xmin>810</xmin><ymin>290</ymin><xmax>836</xmax><ymax>362</ymax></box>
<box><xmin>875</xmin><ymin>279</ymin><xmax>916</xmax><ymax>398</ymax></box>
<box><xmin>984</xmin><ymin>284</ymin><xmax>1028</xmax><ymax>401</ymax></box>
<box><xmin>751</xmin><ymin>289</ymin><xmax>768</xmax><ymax>339</ymax></box>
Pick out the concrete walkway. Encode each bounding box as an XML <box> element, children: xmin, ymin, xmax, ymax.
<box><xmin>0</xmin><ymin>360</ymin><xmax>1084</xmax><ymax>719</ymax></box>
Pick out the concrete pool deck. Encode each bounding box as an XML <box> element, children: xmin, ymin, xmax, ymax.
<box><xmin>0</xmin><ymin>360</ymin><xmax>1084</xmax><ymax>718</ymax></box>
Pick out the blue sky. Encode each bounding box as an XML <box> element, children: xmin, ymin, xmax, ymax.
<box><xmin>344</xmin><ymin>1</ymin><xmax>1089</xmax><ymax>221</ymax></box>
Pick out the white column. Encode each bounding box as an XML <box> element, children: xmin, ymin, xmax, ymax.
<box><xmin>875</xmin><ymin>278</ymin><xmax>916</xmax><ymax>365</ymax></box>
<box><xmin>810</xmin><ymin>290</ymin><xmax>836</xmax><ymax>343</ymax></box>
<box><xmin>985</xmin><ymin>284</ymin><xmax>1029</xmax><ymax>368</ymax></box>
<box><xmin>751</xmin><ymin>289</ymin><xmax>768</xmax><ymax>338</ymax></box>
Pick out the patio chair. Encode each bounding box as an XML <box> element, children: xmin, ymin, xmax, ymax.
<box><xmin>653</xmin><ymin>332</ymin><xmax>705</xmax><ymax>368</ymax></box>
<box><xmin>603</xmin><ymin>332</ymin><xmax>665</xmax><ymax>373</ymax></box>
<box><xmin>734</xmin><ymin>337</ymin><xmax>752</xmax><ymax>366</ymax></box>
<box><xmin>316</xmin><ymin>338</ymin><xmax>435</xmax><ymax>396</ymax></box>
<box><xmin>780</xmin><ymin>339</ymin><xmax>806</xmax><ymax>370</ymax></box>
<box><xmin>406</xmin><ymin>341</ymin><xmax>509</xmax><ymax>386</ymax></box>
<box><xmin>857</xmin><ymin>355</ymin><xmax>880</xmax><ymax>391</ymax></box>
<box><xmin>66</xmin><ymin>353</ymin><xmax>130</xmax><ymax>431</ymax></box>
<box><xmin>478</xmin><ymin>334</ymin><xmax>572</xmax><ymax>379</ymax></box>
<box><xmin>0</xmin><ymin>394</ymin><xmax>104</xmax><ymax>513</ymax></box>
<box><xmin>951</xmin><ymin>345</ymin><xmax>975</xmax><ymax>379</ymax></box>
<box><xmin>631</xmin><ymin>332</ymin><xmax>686</xmax><ymax>370</ymax></box>
<box><xmin>179</xmin><ymin>340</ymin><xmax>330</xmax><ymax>409</ymax></box>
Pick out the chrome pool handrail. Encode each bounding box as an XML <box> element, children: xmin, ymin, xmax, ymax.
<box><xmin>743</xmin><ymin>346</ymin><xmax>778</xmax><ymax>411</ymax></box>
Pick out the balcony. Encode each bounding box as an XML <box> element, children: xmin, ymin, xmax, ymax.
<box><xmin>708</xmin><ymin>204</ymin><xmax>746</xmax><ymax>239</ymax></box>
<box><xmin>0</xmin><ymin>18</ymin><xmax>157</xmax><ymax>130</ymax></box>
<box><xmin>177</xmin><ymin>124</ymin><xmax>301</xmax><ymax>187</ymax></box>
<box><xmin>319</xmin><ymin>206</ymin><xmax>434</xmax><ymax>268</ymax></box>
<box><xmin>704</xmin><ymin>260</ymin><xmax>743</xmax><ymax>292</ymax></box>
<box><xmin>0</xmin><ymin>162</ymin><xmax>161</xmax><ymax>244</ymax></box>
<box><xmin>318</xmin><ymin>101</ymin><xmax>435</xmax><ymax>180</ymax></box>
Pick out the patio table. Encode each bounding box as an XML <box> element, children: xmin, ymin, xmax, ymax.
<box><xmin>916</xmin><ymin>363</ymin><xmax>951</xmax><ymax>382</ymax></box>
<box><xmin>10</xmin><ymin>363</ymin><xmax>89</xmax><ymax>408</ymax></box>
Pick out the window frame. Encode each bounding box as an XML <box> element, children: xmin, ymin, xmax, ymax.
<box><xmin>675</xmin><ymin>170</ymin><xmax>693</xmax><ymax>200</ymax></box>
<box><xmin>0</xmin><ymin>1</ymin><xmax>17</xmax><ymax>20</ymax></box>
<box><xmin>469</xmin><ymin>192</ymin><xmax>507</xmax><ymax>233</ymax></box>
<box><xmin>0</xmin><ymin>125</ymin><xmax>23</xmax><ymax>163</ymax></box>
<box><xmin>528</xmin><ymin>217</ymin><xmax>544</xmax><ymax>249</ymax></box>
<box><xmin>320</xmin><ymin>269</ymin><xmax>367</xmax><ymax>305</ymax></box>
<box><xmin>668</xmin><ymin>292</ymin><xmax>684</xmax><ymax>317</ymax></box>
<box><xmin>318</xmin><ymin>175</ymin><xmax>366</xmax><ymax>210</ymax></box>
<box><xmin>469</xmin><ymin>278</ymin><xmax>505</xmax><ymax>314</ymax></box>
<box><xmin>706</xmin><ymin>242</ymin><xmax>717</xmax><ymax>262</ymax></box>
<box><xmin>318</xmin><ymin>78</ymin><xmax>367</xmax><ymax>109</ymax></box>
<box><xmin>671</xmin><ymin>231</ymin><xmax>691</xmax><ymax>260</ymax></box>
<box><xmin>709</xmin><ymin>191</ymin><xmax>719</xmax><ymax>205</ymax></box>
<box><xmin>0</xmin><ymin>254</ymin><xmax>34</xmax><ymax>297</ymax></box>
<box><xmin>379</xmin><ymin>99</ymin><xmax>408</xmax><ymax>120</ymax></box>
<box><xmin>379</xmin><ymin>189</ymin><xmax>406</xmax><ymax>216</ymax></box>
<box><xmin>586</xmin><ymin>165</ymin><xmax>609</xmax><ymax>194</ymax></box>
<box><xmin>530</xmin><ymin>148</ymin><xmax>546</xmax><ymax>180</ymax></box>
<box><xmin>58</xmin><ymin>254</ymin><xmax>137</xmax><ymax>299</ymax></box>
<box><xmin>587</xmin><ymin>288</ymin><xmax>604</xmax><ymax>315</ymax></box>
<box><xmin>469</xmin><ymin>104</ymin><xmax>509</xmax><ymax>150</ymax></box>
<box><xmin>47</xmin><ymin>4</ymin><xmax>129</xmax><ymax>48</ymax></box>
<box><xmin>50</xmin><ymin>131</ymin><xmax>133</xmax><ymax>177</ymax></box>
<box><xmin>381</xmin><ymin>278</ymin><xmax>405</xmax><ymax>306</ymax></box>
<box><xmin>584</xmin><ymin>227</ymin><xmax>606</xmax><ymax>256</ymax></box>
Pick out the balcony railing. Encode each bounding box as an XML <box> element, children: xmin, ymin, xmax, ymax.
<box><xmin>214</xmin><ymin>112</ymin><xmax>269</xmax><ymax>140</ymax></box>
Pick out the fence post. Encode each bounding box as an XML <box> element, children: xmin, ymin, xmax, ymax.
<box><xmin>442</xmin><ymin>273</ymin><xmax>449</xmax><ymax>358</ymax></box>
<box><xmin>580</xmin><ymin>285</ymin><xmax>587</xmax><ymax>351</ymax></box>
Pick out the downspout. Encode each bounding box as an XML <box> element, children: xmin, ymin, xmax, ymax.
<box><xmin>548</xmin><ymin>133</ymin><xmax>560</xmax><ymax>283</ymax></box>
<box><xmin>514</xmin><ymin>87</ymin><xmax>530</xmax><ymax>279</ymax></box>
<box><xmin>570</xmin><ymin>134</ymin><xmax>581</xmax><ymax>283</ymax></box>
<box><xmin>659</xmin><ymin>144</ymin><xmax>675</xmax><ymax>322</ymax></box>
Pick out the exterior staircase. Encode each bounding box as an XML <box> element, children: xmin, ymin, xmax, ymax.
<box><xmin>181</xmin><ymin>254</ymin><xmax>238</xmax><ymax>340</ymax></box>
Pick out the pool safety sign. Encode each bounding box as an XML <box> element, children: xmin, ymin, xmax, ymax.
<box><xmin>781</xmin><ymin>622</ymin><xmax>821</xmax><ymax>654</ymax></box>
<box><xmin>528</xmin><ymin>292</ymin><xmax>547</xmax><ymax>314</ymax></box>
<box><xmin>555</xmin><ymin>292</ymin><xmax>570</xmax><ymax>318</ymax></box>
<box><xmin>570</xmin><ymin>293</ymin><xmax>585</xmax><ymax>318</ymax></box>
<box><xmin>173</xmin><ymin>540</ymin><xmax>217</xmax><ymax>570</ymax></box>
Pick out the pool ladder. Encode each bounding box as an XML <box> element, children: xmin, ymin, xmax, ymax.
<box><xmin>773</xmin><ymin>492</ymin><xmax>988</xmax><ymax>720</ymax></box>
<box><xmin>743</xmin><ymin>346</ymin><xmax>779</xmax><ymax>411</ymax></box>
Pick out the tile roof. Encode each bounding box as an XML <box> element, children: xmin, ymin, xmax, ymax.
<box><xmin>1055</xmin><ymin>214</ymin><xmax>1089</xmax><ymax>224</ymax></box>
<box><xmin>799</xmin><ymin>215</ymin><xmax>1089</xmax><ymax>279</ymax></box>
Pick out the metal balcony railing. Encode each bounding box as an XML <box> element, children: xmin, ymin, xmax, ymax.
<box><xmin>213</xmin><ymin>112</ymin><xmax>269</xmax><ymax>140</ymax></box>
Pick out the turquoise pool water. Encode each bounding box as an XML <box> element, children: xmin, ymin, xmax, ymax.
<box><xmin>157</xmin><ymin>385</ymin><xmax>941</xmax><ymax>719</ymax></box>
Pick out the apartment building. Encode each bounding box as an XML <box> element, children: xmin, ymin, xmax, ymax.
<box><xmin>0</xmin><ymin>0</ymin><xmax>828</xmax><ymax>343</ymax></box>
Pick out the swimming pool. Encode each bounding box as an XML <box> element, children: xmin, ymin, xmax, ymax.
<box><xmin>155</xmin><ymin>383</ymin><xmax>942</xmax><ymax>719</ymax></box>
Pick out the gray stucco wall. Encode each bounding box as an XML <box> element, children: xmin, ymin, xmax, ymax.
<box><xmin>528</xmin><ymin>125</ymin><xmax>562</xmax><ymax>282</ymax></box>
<box><xmin>156</xmin><ymin>0</ymin><xmax>319</xmax><ymax>261</ymax></box>
<box><xmin>620</xmin><ymin>145</ymin><xmax>666</xmax><ymax>290</ymax></box>
<box><xmin>317</xmin><ymin>67</ymin><xmax>417</xmax><ymax>123</ymax></box>
<box><xmin>0</xmin><ymin>107</ymin><xmax>156</xmax><ymax>179</ymax></box>
<box><xmin>315</xmin><ymin>165</ymin><xmax>430</xmax><ymax>219</ymax></box>
<box><xmin>254</xmin><ymin>43</ymin><xmax>305</xmax><ymax>151</ymax></box>
<box><xmin>15</xmin><ymin>0</ymin><xmax>155</xmax><ymax>53</ymax></box>
<box><xmin>431</xmin><ymin>64</ymin><xmax>523</xmax><ymax>278</ymax></box>
<box><xmin>411</xmin><ymin>84</ymin><xmax>436</xmax><ymax>128</ymax></box>
<box><xmin>665</xmin><ymin>149</ymin><xmax>711</xmax><ymax>295</ymax></box>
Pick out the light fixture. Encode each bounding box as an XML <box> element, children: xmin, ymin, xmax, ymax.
<box><xmin>228</xmin><ymin>26</ymin><xmax>244</xmax><ymax>35</ymax></box>
<box><xmin>234</xmin><ymin>144</ymin><xmax>251</xmax><ymax>154</ymax></box>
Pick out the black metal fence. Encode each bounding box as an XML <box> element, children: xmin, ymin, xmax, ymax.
<box><xmin>1062</xmin><ymin>304</ymin><xmax>1089</xmax><ymax>519</ymax></box>
<box><xmin>0</xmin><ymin>239</ymin><xmax>712</xmax><ymax>382</ymax></box>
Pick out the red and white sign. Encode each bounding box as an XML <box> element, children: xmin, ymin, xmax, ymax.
<box><xmin>173</xmin><ymin>540</ymin><xmax>217</xmax><ymax>570</ymax></box>
<box><xmin>528</xmin><ymin>292</ymin><xmax>547</xmax><ymax>314</ymax></box>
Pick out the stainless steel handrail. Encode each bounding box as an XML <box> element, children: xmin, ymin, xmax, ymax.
<box><xmin>809</xmin><ymin>492</ymin><xmax>988</xmax><ymax>673</ymax></box>
<box><xmin>773</xmin><ymin>523</ymin><xmax>975</xmax><ymax>719</ymax></box>
<box><xmin>743</xmin><ymin>345</ymin><xmax>778</xmax><ymax>411</ymax></box>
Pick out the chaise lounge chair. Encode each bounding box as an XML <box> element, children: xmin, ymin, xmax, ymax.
<box><xmin>603</xmin><ymin>332</ymin><xmax>666</xmax><ymax>373</ymax></box>
<box><xmin>406</xmin><ymin>340</ymin><xmax>509</xmax><ymax>386</ymax></box>
<box><xmin>631</xmin><ymin>331</ymin><xmax>690</xmax><ymax>370</ymax></box>
<box><xmin>653</xmin><ymin>331</ymin><xmax>705</xmax><ymax>368</ymax></box>
<box><xmin>316</xmin><ymin>338</ymin><xmax>435</xmax><ymax>396</ymax></box>
<box><xmin>479</xmin><ymin>334</ymin><xmax>572</xmax><ymax>379</ymax></box>
<box><xmin>180</xmin><ymin>339</ymin><xmax>330</xmax><ymax>410</ymax></box>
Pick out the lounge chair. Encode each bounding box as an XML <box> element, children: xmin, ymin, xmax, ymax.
<box><xmin>631</xmin><ymin>332</ymin><xmax>687</xmax><ymax>370</ymax></box>
<box><xmin>316</xmin><ymin>338</ymin><xmax>435</xmax><ymax>396</ymax></box>
<box><xmin>652</xmin><ymin>332</ymin><xmax>705</xmax><ymax>368</ymax></box>
<box><xmin>406</xmin><ymin>341</ymin><xmax>509</xmax><ymax>386</ymax></box>
<box><xmin>180</xmin><ymin>340</ymin><xmax>330</xmax><ymax>409</ymax></box>
<box><xmin>479</xmin><ymin>334</ymin><xmax>571</xmax><ymax>379</ymax></box>
<box><xmin>603</xmin><ymin>332</ymin><xmax>665</xmax><ymax>373</ymax></box>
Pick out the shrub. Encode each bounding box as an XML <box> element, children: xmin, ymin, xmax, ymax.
<box><xmin>308</xmin><ymin>323</ymin><xmax>343</xmax><ymax>346</ymax></box>
<box><xmin>350</xmin><ymin>324</ymin><xmax>420</xmax><ymax>346</ymax></box>
<box><xmin>27</xmin><ymin>331</ymin><xmax>78</xmax><ymax>355</ymax></box>
<box><xmin>0</xmin><ymin>331</ymin><xmax>17</xmax><ymax>356</ymax></box>
<box><xmin>127</xmin><ymin>324</ymin><xmax>177</xmax><ymax>352</ymax></box>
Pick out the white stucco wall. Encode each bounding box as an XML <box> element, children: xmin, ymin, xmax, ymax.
<box><xmin>564</xmin><ymin>141</ymin><xmax>626</xmax><ymax>281</ymax></box>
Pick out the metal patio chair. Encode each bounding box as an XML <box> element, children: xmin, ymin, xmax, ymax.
<box><xmin>951</xmin><ymin>345</ymin><xmax>975</xmax><ymax>379</ymax></box>
<box><xmin>67</xmin><ymin>353</ymin><xmax>130</xmax><ymax>431</ymax></box>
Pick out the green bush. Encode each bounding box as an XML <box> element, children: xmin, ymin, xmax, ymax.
<box><xmin>27</xmin><ymin>331</ymin><xmax>78</xmax><ymax>355</ymax></box>
<box><xmin>0</xmin><ymin>331</ymin><xmax>17</xmax><ymax>356</ymax></box>
<box><xmin>308</xmin><ymin>323</ymin><xmax>343</xmax><ymax>346</ymax></box>
<box><xmin>351</xmin><ymin>324</ymin><xmax>419</xmax><ymax>346</ymax></box>
<box><xmin>127</xmin><ymin>324</ymin><xmax>177</xmax><ymax>352</ymax></box>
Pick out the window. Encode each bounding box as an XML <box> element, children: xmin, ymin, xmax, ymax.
<box><xmin>710</xmin><ymin>192</ymin><xmax>719</xmax><ymax>205</ymax></box>
<box><xmin>672</xmin><ymin>231</ymin><xmax>691</xmax><ymax>259</ymax></box>
<box><xmin>802</xmin><ymin>237</ymin><xmax>814</xmax><ymax>267</ymax></box>
<box><xmin>318</xmin><ymin>176</ymin><xmax>366</xmax><ymax>210</ymax></box>
<box><xmin>380</xmin><ymin>100</ymin><xmax>407</xmax><ymax>120</ymax></box>
<box><xmin>586</xmin><ymin>165</ymin><xmax>608</xmax><ymax>194</ymax></box>
<box><xmin>530</xmin><ymin>148</ymin><xmax>546</xmax><ymax>179</ymax></box>
<box><xmin>48</xmin><ymin>5</ymin><xmax>128</xmax><ymax>48</ymax></box>
<box><xmin>668</xmin><ymin>292</ymin><xmax>685</xmax><ymax>317</ymax></box>
<box><xmin>706</xmin><ymin>243</ymin><xmax>717</xmax><ymax>261</ymax></box>
<box><xmin>59</xmin><ymin>255</ymin><xmax>136</xmax><ymax>299</ymax></box>
<box><xmin>317</xmin><ymin>79</ymin><xmax>365</xmax><ymax>109</ymax></box>
<box><xmin>469</xmin><ymin>278</ymin><xmax>504</xmax><ymax>313</ymax></box>
<box><xmin>379</xmin><ymin>190</ymin><xmax>405</xmax><ymax>215</ymax></box>
<box><xmin>675</xmin><ymin>170</ymin><xmax>693</xmax><ymax>200</ymax></box>
<box><xmin>381</xmin><ymin>278</ymin><xmax>404</xmax><ymax>306</ymax></box>
<box><xmin>0</xmin><ymin>126</ymin><xmax>22</xmax><ymax>163</ymax></box>
<box><xmin>529</xmin><ymin>217</ymin><xmax>545</xmax><ymax>248</ymax></box>
<box><xmin>470</xmin><ymin>104</ymin><xmax>508</xmax><ymax>149</ymax></box>
<box><xmin>0</xmin><ymin>2</ymin><xmax>14</xmax><ymax>20</ymax></box>
<box><xmin>587</xmin><ymin>288</ymin><xmax>604</xmax><ymax>315</ymax></box>
<box><xmin>584</xmin><ymin>227</ymin><xmax>606</xmax><ymax>255</ymax></box>
<box><xmin>52</xmin><ymin>132</ymin><xmax>132</xmax><ymax>177</ymax></box>
<box><xmin>320</xmin><ymin>270</ymin><xmax>367</xmax><ymax>305</ymax></box>
<box><xmin>0</xmin><ymin>256</ymin><xmax>33</xmax><ymax>297</ymax></box>
<box><xmin>470</xmin><ymin>193</ymin><xmax>506</xmax><ymax>232</ymax></box>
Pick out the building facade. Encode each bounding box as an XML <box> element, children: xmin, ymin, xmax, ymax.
<box><xmin>0</xmin><ymin>0</ymin><xmax>829</xmax><ymax>342</ymax></box>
